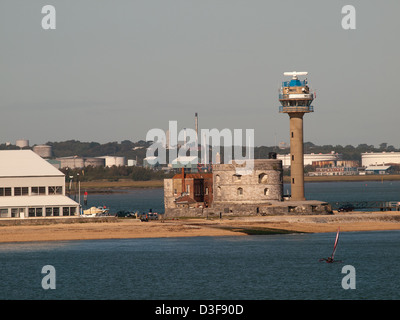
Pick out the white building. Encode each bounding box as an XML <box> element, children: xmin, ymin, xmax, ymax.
<box><xmin>362</xmin><ymin>152</ymin><xmax>400</xmax><ymax>167</ymax></box>
<box><xmin>0</xmin><ymin>150</ymin><xmax>79</xmax><ymax>218</ymax></box>
<box><xmin>278</xmin><ymin>152</ymin><xmax>342</xmax><ymax>167</ymax></box>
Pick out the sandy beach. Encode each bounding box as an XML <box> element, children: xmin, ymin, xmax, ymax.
<box><xmin>1</xmin><ymin>211</ymin><xmax>400</xmax><ymax>243</ymax></box>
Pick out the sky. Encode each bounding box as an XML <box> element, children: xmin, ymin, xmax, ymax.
<box><xmin>1</xmin><ymin>0</ymin><xmax>399</xmax><ymax>147</ymax></box>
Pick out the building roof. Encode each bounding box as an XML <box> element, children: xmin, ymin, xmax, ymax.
<box><xmin>172</xmin><ymin>156</ymin><xmax>198</xmax><ymax>164</ymax></box>
<box><xmin>0</xmin><ymin>150</ymin><xmax>64</xmax><ymax>177</ymax></box>
<box><xmin>175</xmin><ymin>195</ymin><xmax>196</xmax><ymax>204</ymax></box>
<box><xmin>0</xmin><ymin>195</ymin><xmax>78</xmax><ymax>207</ymax></box>
<box><xmin>365</xmin><ymin>165</ymin><xmax>391</xmax><ymax>171</ymax></box>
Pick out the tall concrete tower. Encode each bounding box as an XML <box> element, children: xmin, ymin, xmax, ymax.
<box><xmin>279</xmin><ymin>71</ymin><xmax>314</xmax><ymax>201</ymax></box>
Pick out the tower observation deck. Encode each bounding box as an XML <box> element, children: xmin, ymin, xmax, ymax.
<box><xmin>279</xmin><ymin>71</ymin><xmax>315</xmax><ymax>201</ymax></box>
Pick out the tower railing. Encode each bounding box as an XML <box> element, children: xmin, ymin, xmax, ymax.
<box><xmin>279</xmin><ymin>106</ymin><xmax>314</xmax><ymax>113</ymax></box>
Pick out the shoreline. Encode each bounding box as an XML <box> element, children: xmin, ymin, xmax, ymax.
<box><xmin>1</xmin><ymin>211</ymin><xmax>400</xmax><ymax>243</ymax></box>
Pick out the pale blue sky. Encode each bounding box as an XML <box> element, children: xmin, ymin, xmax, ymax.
<box><xmin>1</xmin><ymin>0</ymin><xmax>399</xmax><ymax>147</ymax></box>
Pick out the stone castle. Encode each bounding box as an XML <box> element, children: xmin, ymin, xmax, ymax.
<box><xmin>164</xmin><ymin>158</ymin><xmax>332</xmax><ymax>217</ymax></box>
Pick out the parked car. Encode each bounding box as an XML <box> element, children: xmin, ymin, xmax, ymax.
<box><xmin>116</xmin><ymin>210</ymin><xmax>136</xmax><ymax>218</ymax></box>
<box><xmin>338</xmin><ymin>204</ymin><xmax>355</xmax><ymax>212</ymax></box>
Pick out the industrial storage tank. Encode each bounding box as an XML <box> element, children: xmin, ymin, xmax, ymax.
<box><xmin>100</xmin><ymin>156</ymin><xmax>126</xmax><ymax>167</ymax></box>
<box><xmin>33</xmin><ymin>144</ymin><xmax>53</xmax><ymax>158</ymax></box>
<box><xmin>84</xmin><ymin>157</ymin><xmax>106</xmax><ymax>167</ymax></box>
<box><xmin>16</xmin><ymin>139</ymin><xmax>29</xmax><ymax>149</ymax></box>
<box><xmin>56</xmin><ymin>156</ymin><xmax>105</xmax><ymax>168</ymax></box>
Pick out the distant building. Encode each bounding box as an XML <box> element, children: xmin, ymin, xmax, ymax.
<box><xmin>171</xmin><ymin>156</ymin><xmax>198</xmax><ymax>171</ymax></box>
<box><xmin>143</xmin><ymin>156</ymin><xmax>159</xmax><ymax>168</ymax></box>
<box><xmin>309</xmin><ymin>167</ymin><xmax>358</xmax><ymax>176</ymax></box>
<box><xmin>15</xmin><ymin>139</ymin><xmax>29</xmax><ymax>149</ymax></box>
<box><xmin>362</xmin><ymin>152</ymin><xmax>400</xmax><ymax>167</ymax></box>
<box><xmin>0</xmin><ymin>150</ymin><xmax>79</xmax><ymax>218</ymax></box>
<box><xmin>99</xmin><ymin>156</ymin><xmax>126</xmax><ymax>167</ymax></box>
<box><xmin>365</xmin><ymin>165</ymin><xmax>393</xmax><ymax>175</ymax></box>
<box><xmin>33</xmin><ymin>144</ymin><xmax>53</xmax><ymax>158</ymax></box>
<box><xmin>56</xmin><ymin>156</ymin><xmax>105</xmax><ymax>169</ymax></box>
<box><xmin>278</xmin><ymin>152</ymin><xmax>342</xmax><ymax>167</ymax></box>
<box><xmin>164</xmin><ymin>172</ymin><xmax>213</xmax><ymax>210</ymax></box>
<box><xmin>127</xmin><ymin>159</ymin><xmax>137</xmax><ymax>166</ymax></box>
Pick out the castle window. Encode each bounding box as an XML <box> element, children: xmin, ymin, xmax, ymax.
<box><xmin>217</xmin><ymin>186</ymin><xmax>221</xmax><ymax>196</ymax></box>
<box><xmin>258</xmin><ymin>173</ymin><xmax>268</xmax><ymax>184</ymax></box>
<box><xmin>233</xmin><ymin>174</ymin><xmax>242</xmax><ymax>182</ymax></box>
<box><xmin>216</xmin><ymin>174</ymin><xmax>220</xmax><ymax>184</ymax></box>
<box><xmin>264</xmin><ymin>188</ymin><xmax>269</xmax><ymax>196</ymax></box>
<box><xmin>237</xmin><ymin>187</ymin><xmax>243</xmax><ymax>196</ymax></box>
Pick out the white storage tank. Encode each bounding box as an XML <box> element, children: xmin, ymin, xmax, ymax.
<box><xmin>100</xmin><ymin>156</ymin><xmax>126</xmax><ymax>167</ymax></box>
<box><xmin>16</xmin><ymin>139</ymin><xmax>29</xmax><ymax>149</ymax></box>
<box><xmin>33</xmin><ymin>145</ymin><xmax>53</xmax><ymax>158</ymax></box>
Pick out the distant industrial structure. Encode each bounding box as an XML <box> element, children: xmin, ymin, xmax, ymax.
<box><xmin>277</xmin><ymin>152</ymin><xmax>342</xmax><ymax>168</ymax></box>
<box><xmin>33</xmin><ymin>144</ymin><xmax>53</xmax><ymax>158</ymax></box>
<box><xmin>362</xmin><ymin>152</ymin><xmax>400</xmax><ymax>167</ymax></box>
<box><xmin>15</xmin><ymin>139</ymin><xmax>29</xmax><ymax>149</ymax></box>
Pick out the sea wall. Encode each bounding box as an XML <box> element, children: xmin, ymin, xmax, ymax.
<box><xmin>164</xmin><ymin>201</ymin><xmax>333</xmax><ymax>218</ymax></box>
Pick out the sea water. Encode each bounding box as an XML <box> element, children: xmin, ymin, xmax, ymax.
<box><xmin>0</xmin><ymin>231</ymin><xmax>400</xmax><ymax>300</ymax></box>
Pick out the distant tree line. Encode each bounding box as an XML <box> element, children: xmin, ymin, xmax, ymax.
<box><xmin>60</xmin><ymin>165</ymin><xmax>174</xmax><ymax>182</ymax></box>
<box><xmin>1</xmin><ymin>139</ymin><xmax>399</xmax><ymax>181</ymax></box>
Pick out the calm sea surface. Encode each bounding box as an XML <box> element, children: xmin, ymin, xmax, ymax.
<box><xmin>1</xmin><ymin>181</ymin><xmax>400</xmax><ymax>300</ymax></box>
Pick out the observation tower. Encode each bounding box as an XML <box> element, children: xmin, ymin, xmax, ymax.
<box><xmin>279</xmin><ymin>71</ymin><xmax>314</xmax><ymax>201</ymax></box>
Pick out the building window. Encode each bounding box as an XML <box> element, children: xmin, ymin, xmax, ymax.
<box><xmin>264</xmin><ymin>188</ymin><xmax>269</xmax><ymax>196</ymax></box>
<box><xmin>31</xmin><ymin>186</ymin><xmax>46</xmax><ymax>195</ymax></box>
<box><xmin>0</xmin><ymin>208</ymin><xmax>8</xmax><ymax>218</ymax></box>
<box><xmin>215</xmin><ymin>174</ymin><xmax>220</xmax><ymax>184</ymax></box>
<box><xmin>292</xmin><ymin>155</ymin><xmax>294</xmax><ymax>161</ymax></box>
<box><xmin>258</xmin><ymin>173</ymin><xmax>268</xmax><ymax>184</ymax></box>
<box><xmin>0</xmin><ymin>188</ymin><xmax>11</xmax><ymax>196</ymax></box>
<box><xmin>48</xmin><ymin>186</ymin><xmax>62</xmax><ymax>195</ymax></box>
<box><xmin>62</xmin><ymin>207</ymin><xmax>76</xmax><ymax>216</ymax></box>
<box><xmin>292</xmin><ymin>178</ymin><xmax>295</xmax><ymax>184</ymax></box>
<box><xmin>45</xmin><ymin>207</ymin><xmax>60</xmax><ymax>216</ymax></box>
<box><xmin>28</xmin><ymin>208</ymin><xmax>42</xmax><ymax>217</ymax></box>
<box><xmin>14</xmin><ymin>187</ymin><xmax>29</xmax><ymax>196</ymax></box>
<box><xmin>237</xmin><ymin>187</ymin><xmax>243</xmax><ymax>196</ymax></box>
<box><xmin>233</xmin><ymin>174</ymin><xmax>242</xmax><ymax>182</ymax></box>
<box><xmin>217</xmin><ymin>186</ymin><xmax>221</xmax><ymax>196</ymax></box>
